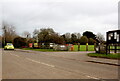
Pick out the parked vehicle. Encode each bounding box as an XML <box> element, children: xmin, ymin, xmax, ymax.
<box><xmin>4</xmin><ymin>43</ymin><xmax>14</xmax><ymax>50</ymax></box>
<box><xmin>49</xmin><ymin>43</ymin><xmax>55</xmax><ymax>49</ymax></box>
<box><xmin>53</xmin><ymin>45</ymin><xmax>68</xmax><ymax>51</ymax></box>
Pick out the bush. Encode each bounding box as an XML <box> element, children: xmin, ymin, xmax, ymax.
<box><xmin>88</xmin><ymin>38</ymin><xmax>95</xmax><ymax>45</ymax></box>
<box><xmin>13</xmin><ymin>37</ymin><xmax>27</xmax><ymax>48</ymax></box>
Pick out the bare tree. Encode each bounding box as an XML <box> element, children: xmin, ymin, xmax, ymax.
<box><xmin>2</xmin><ymin>22</ymin><xmax>17</xmax><ymax>44</ymax></box>
<box><xmin>22</xmin><ymin>31</ymin><xmax>31</xmax><ymax>38</ymax></box>
<box><xmin>65</xmin><ymin>33</ymin><xmax>71</xmax><ymax>39</ymax></box>
<box><xmin>73</xmin><ymin>32</ymin><xmax>81</xmax><ymax>39</ymax></box>
<box><xmin>33</xmin><ymin>29</ymin><xmax>39</xmax><ymax>36</ymax></box>
<box><xmin>96</xmin><ymin>33</ymin><xmax>105</xmax><ymax>42</ymax></box>
<box><xmin>77</xmin><ymin>33</ymin><xmax>81</xmax><ymax>39</ymax></box>
<box><xmin>33</xmin><ymin>29</ymin><xmax>39</xmax><ymax>42</ymax></box>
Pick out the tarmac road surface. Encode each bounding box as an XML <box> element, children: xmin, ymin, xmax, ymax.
<box><xmin>2</xmin><ymin>49</ymin><xmax>118</xmax><ymax>80</ymax></box>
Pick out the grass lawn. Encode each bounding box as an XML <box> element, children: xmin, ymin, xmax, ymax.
<box><xmin>74</xmin><ymin>45</ymin><xmax>94</xmax><ymax>51</ymax></box>
<box><xmin>87</xmin><ymin>53</ymin><xmax>120</xmax><ymax>59</ymax></box>
<box><xmin>110</xmin><ymin>46</ymin><xmax>120</xmax><ymax>49</ymax></box>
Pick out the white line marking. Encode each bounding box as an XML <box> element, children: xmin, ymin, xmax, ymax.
<box><xmin>86</xmin><ymin>75</ymin><xmax>99</xmax><ymax>79</ymax></box>
<box><xmin>13</xmin><ymin>55</ymin><xmax>20</xmax><ymax>57</ymax></box>
<box><xmin>26</xmin><ymin>58</ymin><xmax>98</xmax><ymax>79</ymax></box>
<box><xmin>10</xmin><ymin>54</ymin><xmax>20</xmax><ymax>57</ymax></box>
<box><xmin>26</xmin><ymin>58</ymin><xmax>55</xmax><ymax>68</ymax></box>
<box><xmin>41</xmin><ymin>62</ymin><xmax>55</xmax><ymax>67</ymax></box>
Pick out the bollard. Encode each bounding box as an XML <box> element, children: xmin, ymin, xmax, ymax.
<box><xmin>71</xmin><ymin>45</ymin><xmax>74</xmax><ymax>51</ymax></box>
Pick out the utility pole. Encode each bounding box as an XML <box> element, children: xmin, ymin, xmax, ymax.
<box><xmin>3</xmin><ymin>26</ymin><xmax>6</xmax><ymax>45</ymax></box>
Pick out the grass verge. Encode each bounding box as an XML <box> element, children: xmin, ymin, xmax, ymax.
<box><xmin>87</xmin><ymin>53</ymin><xmax>120</xmax><ymax>59</ymax></box>
<box><xmin>22</xmin><ymin>48</ymin><xmax>54</xmax><ymax>52</ymax></box>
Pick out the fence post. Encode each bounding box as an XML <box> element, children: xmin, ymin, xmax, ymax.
<box><xmin>86</xmin><ymin>43</ymin><xmax>88</xmax><ymax>51</ymax></box>
<box><xmin>115</xmin><ymin>44</ymin><xmax>117</xmax><ymax>53</ymax></box>
<box><xmin>78</xmin><ymin>43</ymin><xmax>80</xmax><ymax>51</ymax></box>
<box><xmin>94</xmin><ymin>43</ymin><xmax>96</xmax><ymax>51</ymax></box>
<box><xmin>108</xmin><ymin>45</ymin><xmax>110</xmax><ymax>54</ymax></box>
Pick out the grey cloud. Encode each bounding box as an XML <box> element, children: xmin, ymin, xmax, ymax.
<box><xmin>1</xmin><ymin>0</ymin><xmax>119</xmax><ymax>37</ymax></box>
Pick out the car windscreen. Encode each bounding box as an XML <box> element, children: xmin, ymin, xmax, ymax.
<box><xmin>7</xmin><ymin>44</ymin><xmax>13</xmax><ymax>45</ymax></box>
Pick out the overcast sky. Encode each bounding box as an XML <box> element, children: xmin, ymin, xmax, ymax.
<box><xmin>1</xmin><ymin>0</ymin><xmax>119</xmax><ymax>38</ymax></box>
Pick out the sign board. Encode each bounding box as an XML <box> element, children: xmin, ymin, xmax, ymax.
<box><xmin>34</xmin><ymin>43</ymin><xmax>38</xmax><ymax>48</ymax></box>
<box><xmin>107</xmin><ymin>30</ymin><xmax>120</xmax><ymax>44</ymax></box>
<box><xmin>29</xmin><ymin>43</ymin><xmax>33</xmax><ymax>48</ymax></box>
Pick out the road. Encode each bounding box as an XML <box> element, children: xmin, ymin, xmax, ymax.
<box><xmin>2</xmin><ymin>49</ymin><xmax>118</xmax><ymax>80</ymax></box>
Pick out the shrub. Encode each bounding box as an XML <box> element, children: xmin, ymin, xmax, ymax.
<box><xmin>80</xmin><ymin>36</ymin><xmax>88</xmax><ymax>45</ymax></box>
<box><xmin>89</xmin><ymin>38</ymin><xmax>95</xmax><ymax>45</ymax></box>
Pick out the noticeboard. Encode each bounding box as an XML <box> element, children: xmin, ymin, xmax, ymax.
<box><xmin>107</xmin><ymin>30</ymin><xmax>120</xmax><ymax>44</ymax></box>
